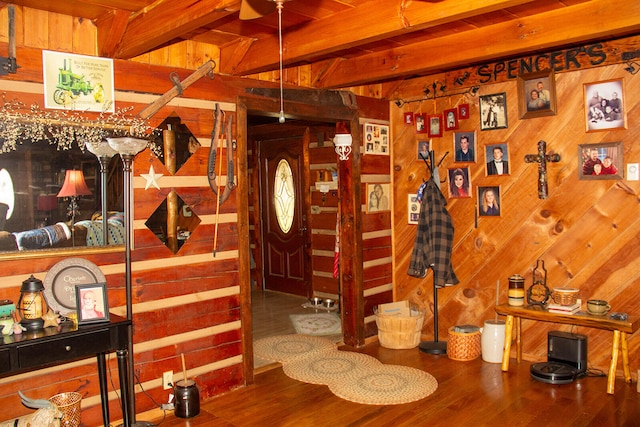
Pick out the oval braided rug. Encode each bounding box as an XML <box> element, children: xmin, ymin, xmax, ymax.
<box><xmin>254</xmin><ymin>334</ymin><xmax>337</xmax><ymax>363</ymax></box>
<box><xmin>328</xmin><ymin>364</ymin><xmax>438</xmax><ymax>405</ymax></box>
<box><xmin>283</xmin><ymin>350</ymin><xmax>382</xmax><ymax>385</ymax></box>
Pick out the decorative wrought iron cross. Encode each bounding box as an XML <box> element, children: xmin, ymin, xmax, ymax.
<box><xmin>524</xmin><ymin>140</ymin><xmax>561</xmax><ymax>199</ymax></box>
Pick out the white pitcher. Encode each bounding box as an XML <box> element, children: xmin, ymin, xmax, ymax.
<box><xmin>481</xmin><ymin>319</ymin><xmax>506</xmax><ymax>363</ymax></box>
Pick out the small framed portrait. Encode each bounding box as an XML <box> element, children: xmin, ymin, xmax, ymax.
<box><xmin>444</xmin><ymin>109</ymin><xmax>458</xmax><ymax>131</ymax></box>
<box><xmin>448</xmin><ymin>167</ymin><xmax>471</xmax><ymax>199</ymax></box>
<box><xmin>415</xmin><ymin>113</ymin><xmax>427</xmax><ymax>133</ymax></box>
<box><xmin>518</xmin><ymin>69</ymin><xmax>557</xmax><ymax>119</ymax></box>
<box><xmin>479</xmin><ymin>93</ymin><xmax>508</xmax><ymax>130</ymax></box>
<box><xmin>578</xmin><ymin>142</ymin><xmax>624</xmax><ymax>180</ymax></box>
<box><xmin>428</xmin><ymin>114</ymin><xmax>442</xmax><ymax>138</ymax></box>
<box><xmin>477</xmin><ymin>186</ymin><xmax>501</xmax><ymax>217</ymax></box>
<box><xmin>417</xmin><ymin>140</ymin><xmax>430</xmax><ymax>160</ymax></box>
<box><xmin>458</xmin><ymin>103</ymin><xmax>469</xmax><ymax>120</ymax></box>
<box><xmin>367</xmin><ymin>183</ymin><xmax>390</xmax><ymax>213</ymax></box>
<box><xmin>76</xmin><ymin>283</ymin><xmax>110</xmax><ymax>325</ymax></box>
<box><xmin>408</xmin><ymin>194</ymin><xmax>420</xmax><ymax>225</ymax></box>
<box><xmin>453</xmin><ymin>131</ymin><xmax>476</xmax><ymax>163</ymax></box>
<box><xmin>485</xmin><ymin>143</ymin><xmax>510</xmax><ymax>176</ymax></box>
<box><xmin>584</xmin><ymin>79</ymin><xmax>626</xmax><ymax>132</ymax></box>
<box><xmin>404</xmin><ymin>112</ymin><xmax>414</xmax><ymax>125</ymax></box>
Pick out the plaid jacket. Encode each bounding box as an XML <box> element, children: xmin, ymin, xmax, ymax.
<box><xmin>407</xmin><ymin>178</ymin><xmax>459</xmax><ymax>287</ymax></box>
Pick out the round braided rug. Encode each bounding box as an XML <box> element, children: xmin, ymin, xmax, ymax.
<box><xmin>254</xmin><ymin>334</ymin><xmax>337</xmax><ymax>363</ymax></box>
<box><xmin>328</xmin><ymin>364</ymin><xmax>438</xmax><ymax>405</ymax></box>
<box><xmin>283</xmin><ymin>350</ymin><xmax>382</xmax><ymax>385</ymax></box>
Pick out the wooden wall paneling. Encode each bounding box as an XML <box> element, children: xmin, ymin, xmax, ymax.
<box><xmin>392</xmin><ymin>63</ymin><xmax>640</xmax><ymax>374</ymax></box>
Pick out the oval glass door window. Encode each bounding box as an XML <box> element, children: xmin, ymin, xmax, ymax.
<box><xmin>274</xmin><ymin>159</ymin><xmax>295</xmax><ymax>233</ymax></box>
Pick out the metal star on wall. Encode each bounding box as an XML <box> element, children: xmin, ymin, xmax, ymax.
<box><xmin>141</xmin><ymin>165</ymin><xmax>163</xmax><ymax>190</ymax></box>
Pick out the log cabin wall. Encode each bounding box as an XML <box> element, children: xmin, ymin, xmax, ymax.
<box><xmin>391</xmin><ymin>59</ymin><xmax>640</xmax><ymax>375</ymax></box>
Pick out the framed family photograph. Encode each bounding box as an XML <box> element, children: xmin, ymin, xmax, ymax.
<box><xmin>479</xmin><ymin>93</ymin><xmax>508</xmax><ymax>130</ymax></box>
<box><xmin>364</xmin><ymin>123</ymin><xmax>390</xmax><ymax>155</ymax></box>
<box><xmin>453</xmin><ymin>131</ymin><xmax>476</xmax><ymax>163</ymax></box>
<box><xmin>518</xmin><ymin>69</ymin><xmax>557</xmax><ymax>119</ymax></box>
<box><xmin>404</xmin><ymin>112</ymin><xmax>414</xmax><ymax>125</ymax></box>
<box><xmin>428</xmin><ymin>114</ymin><xmax>443</xmax><ymax>137</ymax></box>
<box><xmin>444</xmin><ymin>108</ymin><xmax>458</xmax><ymax>131</ymax></box>
<box><xmin>477</xmin><ymin>186</ymin><xmax>501</xmax><ymax>217</ymax></box>
<box><xmin>448</xmin><ymin>167</ymin><xmax>471</xmax><ymax>198</ymax></box>
<box><xmin>485</xmin><ymin>143</ymin><xmax>510</xmax><ymax>176</ymax></box>
<box><xmin>584</xmin><ymin>79</ymin><xmax>626</xmax><ymax>132</ymax></box>
<box><xmin>578</xmin><ymin>142</ymin><xmax>624</xmax><ymax>180</ymax></box>
<box><xmin>76</xmin><ymin>283</ymin><xmax>110</xmax><ymax>324</ymax></box>
<box><xmin>417</xmin><ymin>140</ymin><xmax>430</xmax><ymax>160</ymax></box>
<box><xmin>367</xmin><ymin>183</ymin><xmax>390</xmax><ymax>213</ymax></box>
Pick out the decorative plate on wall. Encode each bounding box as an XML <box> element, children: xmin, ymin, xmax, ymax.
<box><xmin>44</xmin><ymin>258</ymin><xmax>106</xmax><ymax>315</ymax></box>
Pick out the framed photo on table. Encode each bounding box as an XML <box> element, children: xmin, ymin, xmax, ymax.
<box><xmin>518</xmin><ymin>69</ymin><xmax>557</xmax><ymax>119</ymax></box>
<box><xmin>584</xmin><ymin>79</ymin><xmax>626</xmax><ymax>132</ymax></box>
<box><xmin>479</xmin><ymin>93</ymin><xmax>507</xmax><ymax>130</ymax></box>
<box><xmin>76</xmin><ymin>283</ymin><xmax>110</xmax><ymax>325</ymax></box>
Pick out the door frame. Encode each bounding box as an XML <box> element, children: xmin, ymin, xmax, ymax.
<box><xmin>236</xmin><ymin>95</ymin><xmax>362</xmax><ymax>384</ymax></box>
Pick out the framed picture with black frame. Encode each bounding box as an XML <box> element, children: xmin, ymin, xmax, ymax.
<box><xmin>76</xmin><ymin>283</ymin><xmax>110</xmax><ymax>324</ymax></box>
<box><xmin>479</xmin><ymin>93</ymin><xmax>508</xmax><ymax>130</ymax></box>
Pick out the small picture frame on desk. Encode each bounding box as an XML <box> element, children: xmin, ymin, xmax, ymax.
<box><xmin>76</xmin><ymin>283</ymin><xmax>110</xmax><ymax>325</ymax></box>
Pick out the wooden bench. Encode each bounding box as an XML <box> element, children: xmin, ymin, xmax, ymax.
<box><xmin>495</xmin><ymin>304</ymin><xmax>639</xmax><ymax>394</ymax></box>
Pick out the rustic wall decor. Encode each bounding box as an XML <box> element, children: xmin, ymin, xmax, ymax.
<box><xmin>578</xmin><ymin>142</ymin><xmax>624</xmax><ymax>180</ymax></box>
<box><xmin>517</xmin><ymin>69</ymin><xmax>557</xmax><ymax>119</ymax></box>
<box><xmin>408</xmin><ymin>194</ymin><xmax>419</xmax><ymax>225</ymax></box>
<box><xmin>364</xmin><ymin>123</ymin><xmax>390</xmax><ymax>155</ymax></box>
<box><xmin>584</xmin><ymin>79</ymin><xmax>626</xmax><ymax>132</ymax></box>
<box><xmin>479</xmin><ymin>93</ymin><xmax>508</xmax><ymax>130</ymax></box>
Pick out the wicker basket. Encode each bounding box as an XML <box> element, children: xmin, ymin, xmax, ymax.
<box><xmin>552</xmin><ymin>287</ymin><xmax>579</xmax><ymax>306</ymax></box>
<box><xmin>447</xmin><ymin>327</ymin><xmax>481</xmax><ymax>361</ymax></box>
<box><xmin>375</xmin><ymin>309</ymin><xmax>425</xmax><ymax>349</ymax></box>
<box><xmin>49</xmin><ymin>392</ymin><xmax>82</xmax><ymax>427</ymax></box>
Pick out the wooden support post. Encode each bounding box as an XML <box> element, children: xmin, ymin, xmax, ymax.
<box><xmin>502</xmin><ymin>314</ymin><xmax>514</xmax><ymax>371</ymax></box>
<box><xmin>607</xmin><ymin>330</ymin><xmax>621</xmax><ymax>394</ymax></box>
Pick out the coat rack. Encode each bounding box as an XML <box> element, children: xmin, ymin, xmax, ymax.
<box><xmin>416</xmin><ymin>144</ymin><xmax>449</xmax><ymax>355</ymax></box>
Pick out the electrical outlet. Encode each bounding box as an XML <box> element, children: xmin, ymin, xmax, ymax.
<box><xmin>162</xmin><ymin>370</ymin><xmax>173</xmax><ymax>390</ymax></box>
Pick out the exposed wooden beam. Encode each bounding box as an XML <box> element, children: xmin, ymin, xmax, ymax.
<box><xmin>317</xmin><ymin>0</ymin><xmax>640</xmax><ymax>88</ymax></box>
<box><xmin>220</xmin><ymin>0</ymin><xmax>538</xmax><ymax>75</ymax></box>
<box><xmin>96</xmin><ymin>9</ymin><xmax>130</xmax><ymax>58</ymax></box>
<box><xmin>114</xmin><ymin>0</ymin><xmax>241</xmax><ymax>59</ymax></box>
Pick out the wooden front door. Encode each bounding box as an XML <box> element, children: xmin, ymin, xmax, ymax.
<box><xmin>258</xmin><ymin>131</ymin><xmax>310</xmax><ymax>296</ymax></box>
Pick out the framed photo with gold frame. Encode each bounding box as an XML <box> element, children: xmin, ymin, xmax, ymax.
<box><xmin>578</xmin><ymin>142</ymin><xmax>623</xmax><ymax>180</ymax></box>
<box><xmin>477</xmin><ymin>185</ymin><xmax>501</xmax><ymax>217</ymax></box>
<box><xmin>366</xmin><ymin>183</ymin><xmax>390</xmax><ymax>213</ymax></box>
<box><xmin>518</xmin><ymin>69</ymin><xmax>557</xmax><ymax>119</ymax></box>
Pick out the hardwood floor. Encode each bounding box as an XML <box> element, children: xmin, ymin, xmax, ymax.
<box><xmin>150</xmin><ymin>291</ymin><xmax>639</xmax><ymax>426</ymax></box>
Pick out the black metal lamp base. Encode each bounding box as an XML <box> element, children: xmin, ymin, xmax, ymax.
<box><xmin>418</xmin><ymin>340</ymin><xmax>447</xmax><ymax>355</ymax></box>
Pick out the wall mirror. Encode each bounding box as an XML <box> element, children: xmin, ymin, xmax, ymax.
<box><xmin>0</xmin><ymin>141</ymin><xmax>125</xmax><ymax>254</ymax></box>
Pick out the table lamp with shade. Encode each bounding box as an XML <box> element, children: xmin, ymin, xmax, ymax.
<box><xmin>57</xmin><ymin>170</ymin><xmax>92</xmax><ymax>245</ymax></box>
<box><xmin>107</xmin><ymin>136</ymin><xmax>156</xmax><ymax>427</ymax></box>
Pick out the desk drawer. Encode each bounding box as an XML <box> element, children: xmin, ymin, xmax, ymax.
<box><xmin>0</xmin><ymin>348</ymin><xmax>10</xmax><ymax>374</ymax></box>
<box><xmin>17</xmin><ymin>329</ymin><xmax>111</xmax><ymax>369</ymax></box>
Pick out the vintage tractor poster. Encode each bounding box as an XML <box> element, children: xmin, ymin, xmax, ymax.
<box><xmin>42</xmin><ymin>50</ymin><xmax>115</xmax><ymax>113</ymax></box>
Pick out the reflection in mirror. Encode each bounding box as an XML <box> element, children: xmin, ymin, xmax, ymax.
<box><xmin>0</xmin><ymin>142</ymin><xmax>124</xmax><ymax>252</ymax></box>
<box><xmin>152</xmin><ymin>115</ymin><xmax>201</xmax><ymax>175</ymax></box>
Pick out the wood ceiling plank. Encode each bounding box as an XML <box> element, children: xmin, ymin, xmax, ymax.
<box><xmin>114</xmin><ymin>0</ymin><xmax>241</xmax><ymax>59</ymax></box>
<box><xmin>318</xmin><ymin>0</ymin><xmax>640</xmax><ymax>88</ymax></box>
<box><xmin>96</xmin><ymin>9</ymin><xmax>130</xmax><ymax>58</ymax></box>
<box><xmin>221</xmin><ymin>0</ymin><xmax>538</xmax><ymax>75</ymax></box>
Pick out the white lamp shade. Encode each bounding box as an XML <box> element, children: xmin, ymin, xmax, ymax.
<box><xmin>333</xmin><ymin>134</ymin><xmax>353</xmax><ymax>161</ymax></box>
<box><xmin>107</xmin><ymin>137</ymin><xmax>148</xmax><ymax>156</ymax></box>
<box><xmin>86</xmin><ymin>140</ymin><xmax>118</xmax><ymax>158</ymax></box>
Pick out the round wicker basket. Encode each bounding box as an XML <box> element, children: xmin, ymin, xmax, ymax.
<box><xmin>552</xmin><ymin>287</ymin><xmax>579</xmax><ymax>306</ymax></box>
<box><xmin>447</xmin><ymin>327</ymin><xmax>481</xmax><ymax>361</ymax></box>
<box><xmin>375</xmin><ymin>310</ymin><xmax>425</xmax><ymax>349</ymax></box>
<box><xmin>49</xmin><ymin>392</ymin><xmax>82</xmax><ymax>427</ymax></box>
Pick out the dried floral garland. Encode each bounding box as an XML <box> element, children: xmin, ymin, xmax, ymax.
<box><xmin>0</xmin><ymin>94</ymin><xmax>160</xmax><ymax>154</ymax></box>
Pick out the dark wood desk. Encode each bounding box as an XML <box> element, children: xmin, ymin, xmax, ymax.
<box><xmin>495</xmin><ymin>304</ymin><xmax>639</xmax><ymax>394</ymax></box>
<box><xmin>0</xmin><ymin>314</ymin><xmax>131</xmax><ymax>425</ymax></box>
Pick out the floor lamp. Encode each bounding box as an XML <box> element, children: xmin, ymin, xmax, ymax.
<box><xmin>107</xmin><ymin>137</ymin><xmax>155</xmax><ymax>427</ymax></box>
<box><xmin>86</xmin><ymin>140</ymin><xmax>118</xmax><ymax>245</ymax></box>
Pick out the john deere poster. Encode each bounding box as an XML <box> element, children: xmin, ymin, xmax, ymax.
<box><xmin>42</xmin><ymin>50</ymin><xmax>115</xmax><ymax>112</ymax></box>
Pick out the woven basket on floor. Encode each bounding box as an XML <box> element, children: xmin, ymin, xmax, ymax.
<box><xmin>375</xmin><ymin>309</ymin><xmax>425</xmax><ymax>349</ymax></box>
<box><xmin>447</xmin><ymin>327</ymin><xmax>481</xmax><ymax>361</ymax></box>
<box><xmin>49</xmin><ymin>392</ymin><xmax>82</xmax><ymax>427</ymax></box>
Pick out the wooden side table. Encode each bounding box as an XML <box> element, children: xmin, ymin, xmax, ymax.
<box><xmin>495</xmin><ymin>304</ymin><xmax>639</xmax><ymax>394</ymax></box>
